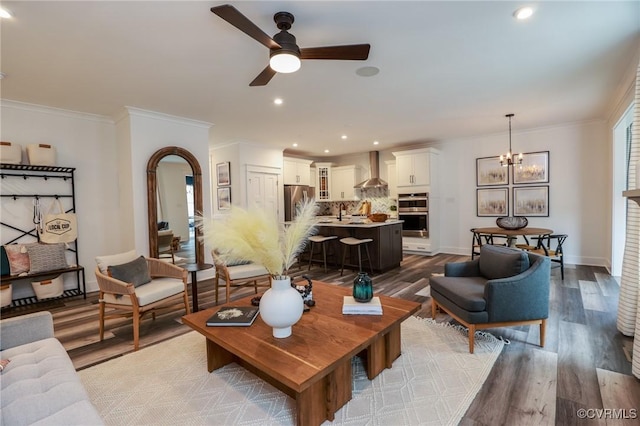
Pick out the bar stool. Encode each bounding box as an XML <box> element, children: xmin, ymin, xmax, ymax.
<box><xmin>307</xmin><ymin>235</ymin><xmax>338</xmax><ymax>272</ymax></box>
<box><xmin>340</xmin><ymin>237</ymin><xmax>373</xmax><ymax>276</ymax></box>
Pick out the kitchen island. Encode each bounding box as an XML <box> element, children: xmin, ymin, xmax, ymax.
<box><xmin>313</xmin><ymin>218</ymin><xmax>403</xmax><ymax>272</ymax></box>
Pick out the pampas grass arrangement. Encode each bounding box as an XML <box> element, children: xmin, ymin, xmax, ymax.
<box><xmin>200</xmin><ymin>200</ymin><xmax>319</xmax><ymax>277</ymax></box>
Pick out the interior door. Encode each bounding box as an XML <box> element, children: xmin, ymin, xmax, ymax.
<box><xmin>247</xmin><ymin>171</ymin><xmax>279</xmax><ymax>217</ymax></box>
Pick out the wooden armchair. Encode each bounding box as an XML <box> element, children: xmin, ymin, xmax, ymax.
<box><xmin>95</xmin><ymin>252</ymin><xmax>190</xmax><ymax>350</ymax></box>
<box><xmin>157</xmin><ymin>230</ymin><xmax>175</xmax><ymax>263</ymax></box>
<box><xmin>211</xmin><ymin>250</ymin><xmax>271</xmax><ymax>304</ymax></box>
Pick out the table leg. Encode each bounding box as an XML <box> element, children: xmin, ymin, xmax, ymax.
<box><xmin>190</xmin><ymin>271</ymin><xmax>199</xmax><ymax>312</ymax></box>
<box><xmin>366</xmin><ymin>324</ymin><xmax>402</xmax><ymax>379</ymax></box>
<box><xmin>296</xmin><ymin>357</ymin><xmax>351</xmax><ymax>426</ymax></box>
<box><xmin>206</xmin><ymin>338</ymin><xmax>234</xmax><ymax>372</ymax></box>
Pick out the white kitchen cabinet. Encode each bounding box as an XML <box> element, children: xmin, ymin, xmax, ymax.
<box><xmin>283</xmin><ymin>157</ymin><xmax>312</xmax><ymax>186</ymax></box>
<box><xmin>315</xmin><ymin>162</ymin><xmax>332</xmax><ymax>200</ymax></box>
<box><xmin>385</xmin><ymin>160</ymin><xmax>397</xmax><ymax>200</ymax></box>
<box><xmin>394</xmin><ymin>149</ymin><xmax>432</xmax><ymax>187</ymax></box>
<box><xmin>309</xmin><ymin>167</ymin><xmax>316</xmax><ymax>188</ymax></box>
<box><xmin>331</xmin><ymin>165</ymin><xmax>363</xmax><ymax>200</ymax></box>
<box><xmin>392</xmin><ymin>147</ymin><xmax>441</xmax><ymax>255</ymax></box>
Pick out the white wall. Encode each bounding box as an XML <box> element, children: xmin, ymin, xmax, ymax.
<box><xmin>1</xmin><ymin>102</ymin><xmax>213</xmax><ymax>293</ymax></box>
<box><xmin>1</xmin><ymin>101</ymin><xmax>118</xmax><ymax>294</ymax></box>
<box><xmin>433</xmin><ymin>119</ymin><xmax>609</xmax><ymax>266</ymax></box>
<box><xmin>210</xmin><ymin>141</ymin><xmax>283</xmax><ymax>215</ymax></box>
<box><xmin>295</xmin><ymin>121</ymin><xmax>610</xmax><ymax>266</ymax></box>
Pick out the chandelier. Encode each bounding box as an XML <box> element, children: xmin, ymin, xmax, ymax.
<box><xmin>499</xmin><ymin>113</ymin><xmax>523</xmax><ymax>167</ymax></box>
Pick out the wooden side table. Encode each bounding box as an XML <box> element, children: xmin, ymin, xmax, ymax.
<box><xmin>183</xmin><ymin>263</ymin><xmax>213</xmax><ymax>312</ymax></box>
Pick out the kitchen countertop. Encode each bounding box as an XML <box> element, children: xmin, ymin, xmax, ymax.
<box><xmin>314</xmin><ymin>216</ymin><xmax>403</xmax><ymax>228</ymax></box>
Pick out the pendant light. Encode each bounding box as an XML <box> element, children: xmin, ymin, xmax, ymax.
<box><xmin>499</xmin><ymin>113</ymin><xmax>523</xmax><ymax>167</ymax></box>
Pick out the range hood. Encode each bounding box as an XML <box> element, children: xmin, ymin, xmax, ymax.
<box><xmin>354</xmin><ymin>151</ymin><xmax>388</xmax><ymax>189</ymax></box>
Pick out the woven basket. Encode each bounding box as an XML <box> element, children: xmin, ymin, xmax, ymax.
<box><xmin>496</xmin><ymin>216</ymin><xmax>528</xmax><ymax>230</ymax></box>
<box><xmin>368</xmin><ymin>213</ymin><xmax>389</xmax><ymax>223</ymax></box>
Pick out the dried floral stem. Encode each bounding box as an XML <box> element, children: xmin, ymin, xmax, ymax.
<box><xmin>199</xmin><ymin>200</ymin><xmax>318</xmax><ymax>276</ymax></box>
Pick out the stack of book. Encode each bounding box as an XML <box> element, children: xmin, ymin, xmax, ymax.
<box><xmin>206</xmin><ymin>306</ymin><xmax>259</xmax><ymax>326</ymax></box>
<box><xmin>342</xmin><ymin>296</ymin><xmax>383</xmax><ymax>315</ymax></box>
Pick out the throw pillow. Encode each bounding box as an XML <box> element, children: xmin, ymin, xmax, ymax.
<box><xmin>26</xmin><ymin>243</ymin><xmax>69</xmax><ymax>274</ymax></box>
<box><xmin>95</xmin><ymin>250</ymin><xmax>138</xmax><ymax>274</ymax></box>
<box><xmin>1</xmin><ymin>246</ymin><xmax>10</xmax><ymax>276</ymax></box>
<box><xmin>478</xmin><ymin>244</ymin><xmax>530</xmax><ymax>280</ymax></box>
<box><xmin>4</xmin><ymin>244</ymin><xmax>32</xmax><ymax>276</ymax></box>
<box><xmin>226</xmin><ymin>260</ymin><xmax>252</xmax><ymax>267</ymax></box>
<box><xmin>107</xmin><ymin>256</ymin><xmax>152</xmax><ymax>287</ymax></box>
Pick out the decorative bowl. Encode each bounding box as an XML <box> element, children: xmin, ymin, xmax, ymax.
<box><xmin>496</xmin><ymin>216</ymin><xmax>528</xmax><ymax>230</ymax></box>
<box><xmin>368</xmin><ymin>213</ymin><xmax>389</xmax><ymax>222</ymax></box>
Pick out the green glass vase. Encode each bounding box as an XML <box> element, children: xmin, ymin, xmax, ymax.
<box><xmin>353</xmin><ymin>272</ymin><xmax>373</xmax><ymax>303</ymax></box>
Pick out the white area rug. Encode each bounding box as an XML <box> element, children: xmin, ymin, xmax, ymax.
<box><xmin>80</xmin><ymin>317</ymin><xmax>503</xmax><ymax>425</ymax></box>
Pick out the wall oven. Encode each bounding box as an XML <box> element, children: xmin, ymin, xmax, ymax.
<box><xmin>398</xmin><ymin>193</ymin><xmax>429</xmax><ymax>238</ymax></box>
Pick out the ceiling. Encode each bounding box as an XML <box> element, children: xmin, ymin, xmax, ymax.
<box><xmin>1</xmin><ymin>1</ymin><xmax>638</xmax><ymax>157</ymax></box>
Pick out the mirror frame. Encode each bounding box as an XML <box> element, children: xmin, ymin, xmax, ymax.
<box><xmin>147</xmin><ymin>146</ymin><xmax>204</xmax><ymax>264</ymax></box>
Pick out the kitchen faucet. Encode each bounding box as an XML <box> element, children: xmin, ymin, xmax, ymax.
<box><xmin>339</xmin><ymin>203</ymin><xmax>347</xmax><ymax>221</ymax></box>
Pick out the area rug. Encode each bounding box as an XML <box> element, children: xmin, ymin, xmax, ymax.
<box><xmin>79</xmin><ymin>316</ymin><xmax>503</xmax><ymax>425</ymax></box>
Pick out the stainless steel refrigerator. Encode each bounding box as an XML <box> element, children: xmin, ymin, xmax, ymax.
<box><xmin>284</xmin><ymin>185</ymin><xmax>315</xmax><ymax>221</ymax></box>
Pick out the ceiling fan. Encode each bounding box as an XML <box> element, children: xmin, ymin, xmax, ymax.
<box><xmin>210</xmin><ymin>4</ymin><xmax>371</xmax><ymax>86</ymax></box>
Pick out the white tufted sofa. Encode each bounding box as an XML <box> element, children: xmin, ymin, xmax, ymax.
<box><xmin>0</xmin><ymin>311</ymin><xmax>103</xmax><ymax>425</ymax></box>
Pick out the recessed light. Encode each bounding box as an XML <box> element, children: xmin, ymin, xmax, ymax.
<box><xmin>0</xmin><ymin>8</ymin><xmax>13</xmax><ymax>19</ymax></box>
<box><xmin>341</xmin><ymin>135</ymin><xmax>347</xmax><ymax>140</ymax></box>
<box><xmin>274</xmin><ymin>98</ymin><xmax>283</xmax><ymax>105</ymax></box>
<box><xmin>324</xmin><ymin>149</ymin><xmax>330</xmax><ymax>153</ymax></box>
<box><xmin>292</xmin><ymin>143</ymin><xmax>298</xmax><ymax>147</ymax></box>
<box><xmin>513</xmin><ymin>6</ymin><xmax>534</xmax><ymax>20</ymax></box>
<box><xmin>373</xmin><ymin>141</ymin><xmax>379</xmax><ymax>145</ymax></box>
<box><xmin>356</xmin><ymin>66</ymin><xmax>380</xmax><ymax>77</ymax></box>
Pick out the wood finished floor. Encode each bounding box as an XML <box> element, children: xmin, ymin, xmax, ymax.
<box><xmin>3</xmin><ymin>253</ymin><xmax>639</xmax><ymax>425</ymax></box>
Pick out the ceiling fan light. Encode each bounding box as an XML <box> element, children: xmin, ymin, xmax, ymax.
<box><xmin>269</xmin><ymin>52</ymin><xmax>301</xmax><ymax>73</ymax></box>
<box><xmin>514</xmin><ymin>6</ymin><xmax>534</xmax><ymax>20</ymax></box>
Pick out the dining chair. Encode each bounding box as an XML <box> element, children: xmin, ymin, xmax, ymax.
<box><xmin>530</xmin><ymin>234</ymin><xmax>568</xmax><ymax>279</ymax></box>
<box><xmin>470</xmin><ymin>229</ymin><xmax>508</xmax><ymax>259</ymax></box>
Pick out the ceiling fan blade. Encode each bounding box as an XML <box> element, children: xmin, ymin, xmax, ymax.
<box><xmin>300</xmin><ymin>44</ymin><xmax>370</xmax><ymax>60</ymax></box>
<box><xmin>249</xmin><ymin>66</ymin><xmax>277</xmax><ymax>86</ymax></box>
<box><xmin>211</xmin><ymin>4</ymin><xmax>280</xmax><ymax>50</ymax></box>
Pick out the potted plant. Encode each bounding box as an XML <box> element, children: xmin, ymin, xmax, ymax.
<box><xmin>200</xmin><ymin>200</ymin><xmax>318</xmax><ymax>337</ymax></box>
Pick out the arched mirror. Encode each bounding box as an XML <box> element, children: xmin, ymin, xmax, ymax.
<box><xmin>147</xmin><ymin>146</ymin><xmax>204</xmax><ymax>264</ymax></box>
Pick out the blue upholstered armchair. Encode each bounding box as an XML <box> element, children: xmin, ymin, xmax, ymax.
<box><xmin>430</xmin><ymin>244</ymin><xmax>551</xmax><ymax>353</ymax></box>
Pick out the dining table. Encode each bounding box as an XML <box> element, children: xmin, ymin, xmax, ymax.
<box><xmin>471</xmin><ymin>226</ymin><xmax>553</xmax><ymax>254</ymax></box>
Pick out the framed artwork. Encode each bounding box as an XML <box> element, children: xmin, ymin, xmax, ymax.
<box><xmin>513</xmin><ymin>186</ymin><xmax>549</xmax><ymax>217</ymax></box>
<box><xmin>217</xmin><ymin>187</ymin><xmax>231</xmax><ymax>210</ymax></box>
<box><xmin>476</xmin><ymin>156</ymin><xmax>509</xmax><ymax>186</ymax></box>
<box><xmin>477</xmin><ymin>188</ymin><xmax>509</xmax><ymax>217</ymax></box>
<box><xmin>216</xmin><ymin>162</ymin><xmax>231</xmax><ymax>186</ymax></box>
<box><xmin>513</xmin><ymin>151</ymin><xmax>549</xmax><ymax>184</ymax></box>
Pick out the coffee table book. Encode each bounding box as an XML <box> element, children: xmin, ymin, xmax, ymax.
<box><xmin>206</xmin><ymin>306</ymin><xmax>259</xmax><ymax>326</ymax></box>
<box><xmin>342</xmin><ymin>296</ymin><xmax>383</xmax><ymax>315</ymax></box>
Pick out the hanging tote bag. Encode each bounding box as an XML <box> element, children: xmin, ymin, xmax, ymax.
<box><xmin>39</xmin><ymin>199</ymin><xmax>78</xmax><ymax>243</ymax></box>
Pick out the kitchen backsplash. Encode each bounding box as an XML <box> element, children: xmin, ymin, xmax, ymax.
<box><xmin>317</xmin><ymin>198</ymin><xmax>397</xmax><ymax>216</ymax></box>
<box><xmin>317</xmin><ymin>201</ymin><xmax>360</xmax><ymax>216</ymax></box>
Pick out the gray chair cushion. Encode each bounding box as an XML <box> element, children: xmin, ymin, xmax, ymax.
<box><xmin>430</xmin><ymin>276</ymin><xmax>487</xmax><ymax>312</ymax></box>
<box><xmin>107</xmin><ymin>256</ymin><xmax>152</xmax><ymax>287</ymax></box>
<box><xmin>479</xmin><ymin>244</ymin><xmax>530</xmax><ymax>279</ymax></box>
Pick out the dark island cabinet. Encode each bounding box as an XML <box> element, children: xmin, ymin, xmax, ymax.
<box><xmin>316</xmin><ymin>222</ymin><xmax>403</xmax><ymax>272</ymax></box>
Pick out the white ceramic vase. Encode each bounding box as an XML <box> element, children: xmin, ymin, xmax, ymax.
<box><xmin>259</xmin><ymin>276</ymin><xmax>304</xmax><ymax>338</ymax></box>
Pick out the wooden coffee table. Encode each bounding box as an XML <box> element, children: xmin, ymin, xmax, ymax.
<box><xmin>182</xmin><ymin>281</ymin><xmax>420</xmax><ymax>426</ymax></box>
